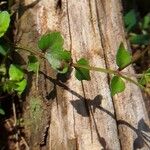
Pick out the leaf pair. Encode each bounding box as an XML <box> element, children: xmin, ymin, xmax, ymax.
<box><xmin>38</xmin><ymin>32</ymin><xmax>71</xmax><ymax>73</ymax></box>
<box><xmin>74</xmin><ymin>43</ymin><xmax>132</xmax><ymax>96</ymax></box>
<box><xmin>111</xmin><ymin>43</ymin><xmax>132</xmax><ymax>96</ymax></box>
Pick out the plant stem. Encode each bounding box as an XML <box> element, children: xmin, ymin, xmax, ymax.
<box><xmin>14</xmin><ymin>46</ymin><xmax>148</xmax><ymax>93</ymax></box>
<box><xmin>73</xmin><ymin>63</ymin><xmax>116</xmax><ymax>74</ymax></box>
<box><xmin>72</xmin><ymin>63</ymin><xmax>145</xmax><ymax>91</ymax></box>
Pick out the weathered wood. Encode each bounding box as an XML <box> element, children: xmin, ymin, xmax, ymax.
<box><xmin>15</xmin><ymin>0</ymin><xmax>150</xmax><ymax>149</ymax></box>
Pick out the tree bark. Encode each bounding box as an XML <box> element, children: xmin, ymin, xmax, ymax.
<box><xmin>15</xmin><ymin>0</ymin><xmax>150</xmax><ymax>150</ymax></box>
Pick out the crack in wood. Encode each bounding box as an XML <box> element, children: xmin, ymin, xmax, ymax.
<box><xmin>40</xmin><ymin>120</ymin><xmax>50</xmax><ymax>146</ymax></box>
<box><xmin>56</xmin><ymin>0</ymin><xmax>62</xmax><ymax>10</ymax></box>
<box><xmin>66</xmin><ymin>0</ymin><xmax>72</xmax><ymax>52</ymax></box>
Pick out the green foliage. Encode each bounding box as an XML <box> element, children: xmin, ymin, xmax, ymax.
<box><xmin>124</xmin><ymin>9</ymin><xmax>150</xmax><ymax>46</ymax></box>
<box><xmin>0</xmin><ymin>9</ymin><xmax>149</xmax><ymax>108</ymax></box>
<box><xmin>75</xmin><ymin>58</ymin><xmax>91</xmax><ymax>81</ymax></box>
<box><xmin>139</xmin><ymin>68</ymin><xmax>150</xmax><ymax>86</ymax></box>
<box><xmin>9</xmin><ymin>64</ymin><xmax>24</xmax><ymax>81</ymax></box>
<box><xmin>0</xmin><ymin>64</ymin><xmax>27</xmax><ymax>95</ymax></box>
<box><xmin>27</xmin><ymin>55</ymin><xmax>39</xmax><ymax>73</ymax></box>
<box><xmin>15</xmin><ymin>79</ymin><xmax>27</xmax><ymax>95</ymax></box>
<box><xmin>124</xmin><ymin>9</ymin><xmax>137</xmax><ymax>32</ymax></box>
<box><xmin>0</xmin><ymin>43</ymin><xmax>9</xmax><ymax>56</ymax></box>
<box><xmin>0</xmin><ymin>11</ymin><xmax>10</xmax><ymax>38</ymax></box>
<box><xmin>38</xmin><ymin>32</ymin><xmax>64</xmax><ymax>51</ymax></box>
<box><xmin>38</xmin><ymin>32</ymin><xmax>71</xmax><ymax>73</ymax></box>
<box><xmin>45</xmin><ymin>50</ymin><xmax>71</xmax><ymax>73</ymax></box>
<box><xmin>140</xmin><ymin>14</ymin><xmax>150</xmax><ymax>30</ymax></box>
<box><xmin>3</xmin><ymin>80</ymin><xmax>18</xmax><ymax>93</ymax></box>
<box><xmin>110</xmin><ymin>76</ymin><xmax>125</xmax><ymax>96</ymax></box>
<box><xmin>129</xmin><ymin>34</ymin><xmax>150</xmax><ymax>45</ymax></box>
<box><xmin>116</xmin><ymin>43</ymin><xmax>132</xmax><ymax>69</ymax></box>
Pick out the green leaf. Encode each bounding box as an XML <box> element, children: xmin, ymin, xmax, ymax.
<box><xmin>110</xmin><ymin>76</ymin><xmax>125</xmax><ymax>96</ymax></box>
<box><xmin>9</xmin><ymin>64</ymin><xmax>24</xmax><ymax>81</ymax></box>
<box><xmin>124</xmin><ymin>9</ymin><xmax>137</xmax><ymax>32</ymax></box>
<box><xmin>3</xmin><ymin>80</ymin><xmax>18</xmax><ymax>93</ymax></box>
<box><xmin>139</xmin><ymin>68</ymin><xmax>150</xmax><ymax>86</ymax></box>
<box><xmin>38</xmin><ymin>32</ymin><xmax>64</xmax><ymax>51</ymax></box>
<box><xmin>129</xmin><ymin>34</ymin><xmax>150</xmax><ymax>45</ymax></box>
<box><xmin>45</xmin><ymin>49</ymin><xmax>71</xmax><ymax>73</ymax></box>
<box><xmin>15</xmin><ymin>79</ymin><xmax>27</xmax><ymax>95</ymax></box>
<box><xmin>0</xmin><ymin>44</ymin><xmax>9</xmax><ymax>56</ymax></box>
<box><xmin>141</xmin><ymin>15</ymin><xmax>150</xmax><ymax>30</ymax></box>
<box><xmin>27</xmin><ymin>55</ymin><xmax>39</xmax><ymax>73</ymax></box>
<box><xmin>0</xmin><ymin>11</ymin><xmax>10</xmax><ymax>38</ymax></box>
<box><xmin>75</xmin><ymin>58</ymin><xmax>91</xmax><ymax>81</ymax></box>
<box><xmin>116</xmin><ymin>43</ymin><xmax>132</xmax><ymax>69</ymax></box>
<box><xmin>0</xmin><ymin>108</ymin><xmax>5</xmax><ymax>115</ymax></box>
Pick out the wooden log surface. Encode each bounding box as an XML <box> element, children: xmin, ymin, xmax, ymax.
<box><xmin>15</xmin><ymin>0</ymin><xmax>150</xmax><ymax>149</ymax></box>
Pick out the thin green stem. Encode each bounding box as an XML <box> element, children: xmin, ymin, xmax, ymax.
<box><xmin>13</xmin><ymin>46</ymin><xmax>148</xmax><ymax>94</ymax></box>
<box><xmin>73</xmin><ymin>63</ymin><xmax>116</xmax><ymax>75</ymax></box>
<box><xmin>72</xmin><ymin>63</ymin><xmax>146</xmax><ymax>91</ymax></box>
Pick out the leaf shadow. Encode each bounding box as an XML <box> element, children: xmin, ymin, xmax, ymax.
<box><xmin>40</xmin><ymin>72</ymin><xmax>108</xmax><ymax>148</ymax></box>
<box><xmin>40</xmin><ymin>72</ymin><xmax>150</xmax><ymax>149</ymax></box>
<box><xmin>118</xmin><ymin>118</ymin><xmax>150</xmax><ymax>149</ymax></box>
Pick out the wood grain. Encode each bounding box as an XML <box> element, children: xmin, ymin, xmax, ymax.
<box><xmin>15</xmin><ymin>0</ymin><xmax>150</xmax><ymax>149</ymax></box>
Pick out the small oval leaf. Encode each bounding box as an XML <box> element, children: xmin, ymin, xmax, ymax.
<box><xmin>38</xmin><ymin>32</ymin><xmax>64</xmax><ymax>51</ymax></box>
<box><xmin>0</xmin><ymin>11</ymin><xmax>10</xmax><ymax>37</ymax></box>
<box><xmin>110</xmin><ymin>76</ymin><xmax>125</xmax><ymax>96</ymax></box>
<box><xmin>9</xmin><ymin>64</ymin><xmax>24</xmax><ymax>81</ymax></box>
<box><xmin>75</xmin><ymin>58</ymin><xmax>91</xmax><ymax>81</ymax></box>
<box><xmin>116</xmin><ymin>43</ymin><xmax>132</xmax><ymax>69</ymax></box>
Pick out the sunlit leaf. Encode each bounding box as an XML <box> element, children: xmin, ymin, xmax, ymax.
<box><xmin>9</xmin><ymin>64</ymin><xmax>24</xmax><ymax>81</ymax></box>
<box><xmin>0</xmin><ymin>11</ymin><xmax>10</xmax><ymax>37</ymax></box>
<box><xmin>38</xmin><ymin>32</ymin><xmax>64</xmax><ymax>51</ymax></box>
<box><xmin>15</xmin><ymin>79</ymin><xmax>27</xmax><ymax>95</ymax></box>
<box><xmin>111</xmin><ymin>76</ymin><xmax>125</xmax><ymax>96</ymax></box>
<box><xmin>116</xmin><ymin>43</ymin><xmax>132</xmax><ymax>69</ymax></box>
<box><xmin>75</xmin><ymin>58</ymin><xmax>91</xmax><ymax>81</ymax></box>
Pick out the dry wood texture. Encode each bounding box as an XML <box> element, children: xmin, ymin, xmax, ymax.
<box><xmin>15</xmin><ymin>0</ymin><xmax>150</xmax><ymax>149</ymax></box>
